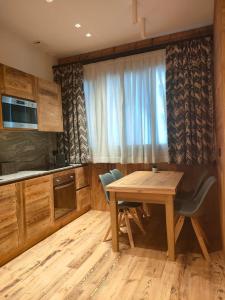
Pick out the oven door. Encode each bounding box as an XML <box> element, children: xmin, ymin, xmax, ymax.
<box><xmin>54</xmin><ymin>180</ymin><xmax>76</xmax><ymax>219</ymax></box>
<box><xmin>1</xmin><ymin>95</ymin><xmax>38</xmax><ymax>129</ymax></box>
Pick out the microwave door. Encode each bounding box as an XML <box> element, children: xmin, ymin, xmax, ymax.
<box><xmin>2</xmin><ymin>96</ymin><xmax>38</xmax><ymax>129</ymax></box>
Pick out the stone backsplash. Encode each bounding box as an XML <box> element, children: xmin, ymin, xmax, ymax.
<box><xmin>0</xmin><ymin>131</ymin><xmax>57</xmax><ymax>171</ymax></box>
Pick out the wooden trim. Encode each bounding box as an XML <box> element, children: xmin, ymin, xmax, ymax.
<box><xmin>57</xmin><ymin>25</ymin><xmax>213</xmax><ymax>66</ymax></box>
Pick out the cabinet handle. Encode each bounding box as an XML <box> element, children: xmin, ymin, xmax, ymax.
<box><xmin>55</xmin><ymin>182</ymin><xmax>74</xmax><ymax>190</ymax></box>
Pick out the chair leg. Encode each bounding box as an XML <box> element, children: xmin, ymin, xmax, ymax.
<box><xmin>103</xmin><ymin>212</ymin><xmax>122</xmax><ymax>242</ymax></box>
<box><xmin>191</xmin><ymin>217</ymin><xmax>210</xmax><ymax>262</ymax></box>
<box><xmin>129</xmin><ymin>208</ymin><xmax>146</xmax><ymax>235</ymax></box>
<box><xmin>103</xmin><ymin>224</ymin><xmax>111</xmax><ymax>242</ymax></box>
<box><xmin>197</xmin><ymin>222</ymin><xmax>209</xmax><ymax>246</ymax></box>
<box><xmin>175</xmin><ymin>216</ymin><xmax>185</xmax><ymax>243</ymax></box>
<box><xmin>120</xmin><ymin>212</ymin><xmax>125</xmax><ymax>227</ymax></box>
<box><xmin>124</xmin><ymin>210</ymin><xmax>134</xmax><ymax>248</ymax></box>
<box><xmin>118</xmin><ymin>212</ymin><xmax>123</xmax><ymax>234</ymax></box>
<box><xmin>142</xmin><ymin>203</ymin><xmax>151</xmax><ymax>217</ymax></box>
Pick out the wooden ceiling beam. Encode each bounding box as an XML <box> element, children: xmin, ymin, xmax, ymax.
<box><xmin>57</xmin><ymin>25</ymin><xmax>213</xmax><ymax>66</ymax></box>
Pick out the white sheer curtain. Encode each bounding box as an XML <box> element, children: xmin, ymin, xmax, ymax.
<box><xmin>84</xmin><ymin>49</ymin><xmax>168</xmax><ymax>163</ymax></box>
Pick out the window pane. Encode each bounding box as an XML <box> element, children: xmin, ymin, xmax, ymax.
<box><xmin>84</xmin><ymin>50</ymin><xmax>168</xmax><ymax>163</ymax></box>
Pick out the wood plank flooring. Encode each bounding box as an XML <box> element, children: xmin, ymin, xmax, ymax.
<box><xmin>0</xmin><ymin>210</ymin><xmax>225</xmax><ymax>300</ymax></box>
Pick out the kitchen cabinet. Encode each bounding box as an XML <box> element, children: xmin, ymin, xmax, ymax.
<box><xmin>0</xmin><ymin>183</ymin><xmax>20</xmax><ymax>259</ymax></box>
<box><xmin>23</xmin><ymin>175</ymin><xmax>53</xmax><ymax>242</ymax></box>
<box><xmin>0</xmin><ymin>63</ymin><xmax>63</xmax><ymax>132</ymax></box>
<box><xmin>0</xmin><ymin>166</ymin><xmax>91</xmax><ymax>266</ymax></box>
<box><xmin>76</xmin><ymin>186</ymin><xmax>91</xmax><ymax>210</ymax></box>
<box><xmin>37</xmin><ymin>78</ymin><xmax>63</xmax><ymax>132</ymax></box>
<box><xmin>75</xmin><ymin>166</ymin><xmax>89</xmax><ymax>189</ymax></box>
<box><xmin>75</xmin><ymin>166</ymin><xmax>91</xmax><ymax>211</ymax></box>
<box><xmin>0</xmin><ymin>64</ymin><xmax>37</xmax><ymax>100</ymax></box>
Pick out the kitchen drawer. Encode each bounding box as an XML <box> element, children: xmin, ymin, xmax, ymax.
<box><xmin>75</xmin><ymin>166</ymin><xmax>89</xmax><ymax>190</ymax></box>
<box><xmin>76</xmin><ymin>186</ymin><xmax>91</xmax><ymax>210</ymax></box>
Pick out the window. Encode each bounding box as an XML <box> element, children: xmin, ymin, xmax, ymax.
<box><xmin>84</xmin><ymin>49</ymin><xmax>168</xmax><ymax>163</ymax></box>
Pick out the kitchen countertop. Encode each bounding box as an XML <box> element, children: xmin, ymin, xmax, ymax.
<box><xmin>0</xmin><ymin>164</ymin><xmax>83</xmax><ymax>186</ymax></box>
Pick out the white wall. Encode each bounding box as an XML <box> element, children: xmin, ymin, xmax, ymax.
<box><xmin>0</xmin><ymin>27</ymin><xmax>57</xmax><ymax>81</ymax></box>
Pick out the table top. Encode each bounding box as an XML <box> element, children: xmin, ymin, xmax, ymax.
<box><xmin>106</xmin><ymin>171</ymin><xmax>184</xmax><ymax>195</ymax></box>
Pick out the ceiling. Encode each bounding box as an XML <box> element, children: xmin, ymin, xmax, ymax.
<box><xmin>0</xmin><ymin>0</ymin><xmax>214</xmax><ymax>59</ymax></box>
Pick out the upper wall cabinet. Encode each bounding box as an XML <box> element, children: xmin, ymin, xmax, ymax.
<box><xmin>0</xmin><ymin>64</ymin><xmax>37</xmax><ymax>100</ymax></box>
<box><xmin>0</xmin><ymin>63</ymin><xmax>64</xmax><ymax>132</ymax></box>
<box><xmin>37</xmin><ymin>78</ymin><xmax>63</xmax><ymax>132</ymax></box>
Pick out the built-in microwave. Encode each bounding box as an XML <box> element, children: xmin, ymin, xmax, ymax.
<box><xmin>1</xmin><ymin>95</ymin><xmax>38</xmax><ymax>129</ymax></box>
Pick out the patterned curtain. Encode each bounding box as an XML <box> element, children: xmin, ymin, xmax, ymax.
<box><xmin>53</xmin><ymin>63</ymin><xmax>89</xmax><ymax>164</ymax></box>
<box><xmin>166</xmin><ymin>36</ymin><xmax>214</xmax><ymax>165</ymax></box>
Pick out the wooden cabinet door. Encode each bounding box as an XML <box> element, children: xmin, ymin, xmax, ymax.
<box><xmin>37</xmin><ymin>78</ymin><xmax>63</xmax><ymax>132</ymax></box>
<box><xmin>0</xmin><ymin>183</ymin><xmax>19</xmax><ymax>258</ymax></box>
<box><xmin>2</xmin><ymin>65</ymin><xmax>37</xmax><ymax>100</ymax></box>
<box><xmin>75</xmin><ymin>166</ymin><xmax>89</xmax><ymax>190</ymax></box>
<box><xmin>23</xmin><ymin>175</ymin><xmax>53</xmax><ymax>242</ymax></box>
<box><xmin>76</xmin><ymin>186</ymin><xmax>91</xmax><ymax>210</ymax></box>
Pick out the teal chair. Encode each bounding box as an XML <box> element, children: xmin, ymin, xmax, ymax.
<box><xmin>174</xmin><ymin>176</ymin><xmax>216</xmax><ymax>261</ymax></box>
<box><xmin>110</xmin><ymin>169</ymin><xmax>123</xmax><ymax>180</ymax></box>
<box><xmin>110</xmin><ymin>168</ymin><xmax>150</xmax><ymax>217</ymax></box>
<box><xmin>99</xmin><ymin>172</ymin><xmax>145</xmax><ymax>248</ymax></box>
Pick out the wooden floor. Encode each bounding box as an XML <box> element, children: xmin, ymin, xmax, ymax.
<box><xmin>0</xmin><ymin>209</ymin><xmax>225</xmax><ymax>300</ymax></box>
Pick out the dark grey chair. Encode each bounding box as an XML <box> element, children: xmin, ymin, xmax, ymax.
<box><xmin>174</xmin><ymin>176</ymin><xmax>216</xmax><ymax>261</ymax></box>
<box><xmin>110</xmin><ymin>169</ymin><xmax>123</xmax><ymax>180</ymax></box>
<box><xmin>176</xmin><ymin>169</ymin><xmax>209</xmax><ymax>201</ymax></box>
<box><xmin>99</xmin><ymin>172</ymin><xmax>145</xmax><ymax>247</ymax></box>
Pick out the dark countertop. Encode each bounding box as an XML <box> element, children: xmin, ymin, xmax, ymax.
<box><xmin>0</xmin><ymin>164</ymin><xmax>83</xmax><ymax>186</ymax></box>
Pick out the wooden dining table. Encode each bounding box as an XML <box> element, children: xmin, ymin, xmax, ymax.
<box><xmin>106</xmin><ymin>170</ymin><xmax>184</xmax><ymax>261</ymax></box>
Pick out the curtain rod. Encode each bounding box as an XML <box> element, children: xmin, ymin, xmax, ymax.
<box><xmin>53</xmin><ymin>31</ymin><xmax>213</xmax><ymax>68</ymax></box>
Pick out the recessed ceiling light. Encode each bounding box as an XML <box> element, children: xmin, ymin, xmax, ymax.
<box><xmin>75</xmin><ymin>23</ymin><xmax>81</xmax><ymax>28</ymax></box>
<box><xmin>32</xmin><ymin>41</ymin><xmax>41</xmax><ymax>45</ymax></box>
<box><xmin>86</xmin><ymin>33</ymin><xmax>92</xmax><ymax>37</ymax></box>
<box><xmin>46</xmin><ymin>0</ymin><xmax>54</xmax><ymax>3</ymax></box>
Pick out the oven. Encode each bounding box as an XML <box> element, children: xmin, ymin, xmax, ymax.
<box><xmin>53</xmin><ymin>172</ymin><xmax>76</xmax><ymax>219</ymax></box>
<box><xmin>1</xmin><ymin>95</ymin><xmax>38</xmax><ymax>129</ymax></box>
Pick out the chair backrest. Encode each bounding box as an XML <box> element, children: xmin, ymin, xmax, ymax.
<box><xmin>192</xmin><ymin>176</ymin><xmax>216</xmax><ymax>216</ymax></box>
<box><xmin>110</xmin><ymin>169</ymin><xmax>123</xmax><ymax>180</ymax></box>
<box><xmin>192</xmin><ymin>170</ymin><xmax>209</xmax><ymax>198</ymax></box>
<box><xmin>99</xmin><ymin>172</ymin><xmax>115</xmax><ymax>203</ymax></box>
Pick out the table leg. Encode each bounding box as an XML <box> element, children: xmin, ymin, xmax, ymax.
<box><xmin>165</xmin><ymin>197</ymin><xmax>175</xmax><ymax>261</ymax></box>
<box><xmin>110</xmin><ymin>192</ymin><xmax>119</xmax><ymax>252</ymax></box>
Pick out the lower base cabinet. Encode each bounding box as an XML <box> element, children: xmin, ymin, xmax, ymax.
<box><xmin>77</xmin><ymin>186</ymin><xmax>91</xmax><ymax>210</ymax></box>
<box><xmin>23</xmin><ymin>175</ymin><xmax>53</xmax><ymax>242</ymax></box>
<box><xmin>0</xmin><ymin>166</ymin><xmax>91</xmax><ymax>266</ymax></box>
<box><xmin>0</xmin><ymin>184</ymin><xmax>20</xmax><ymax>258</ymax></box>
